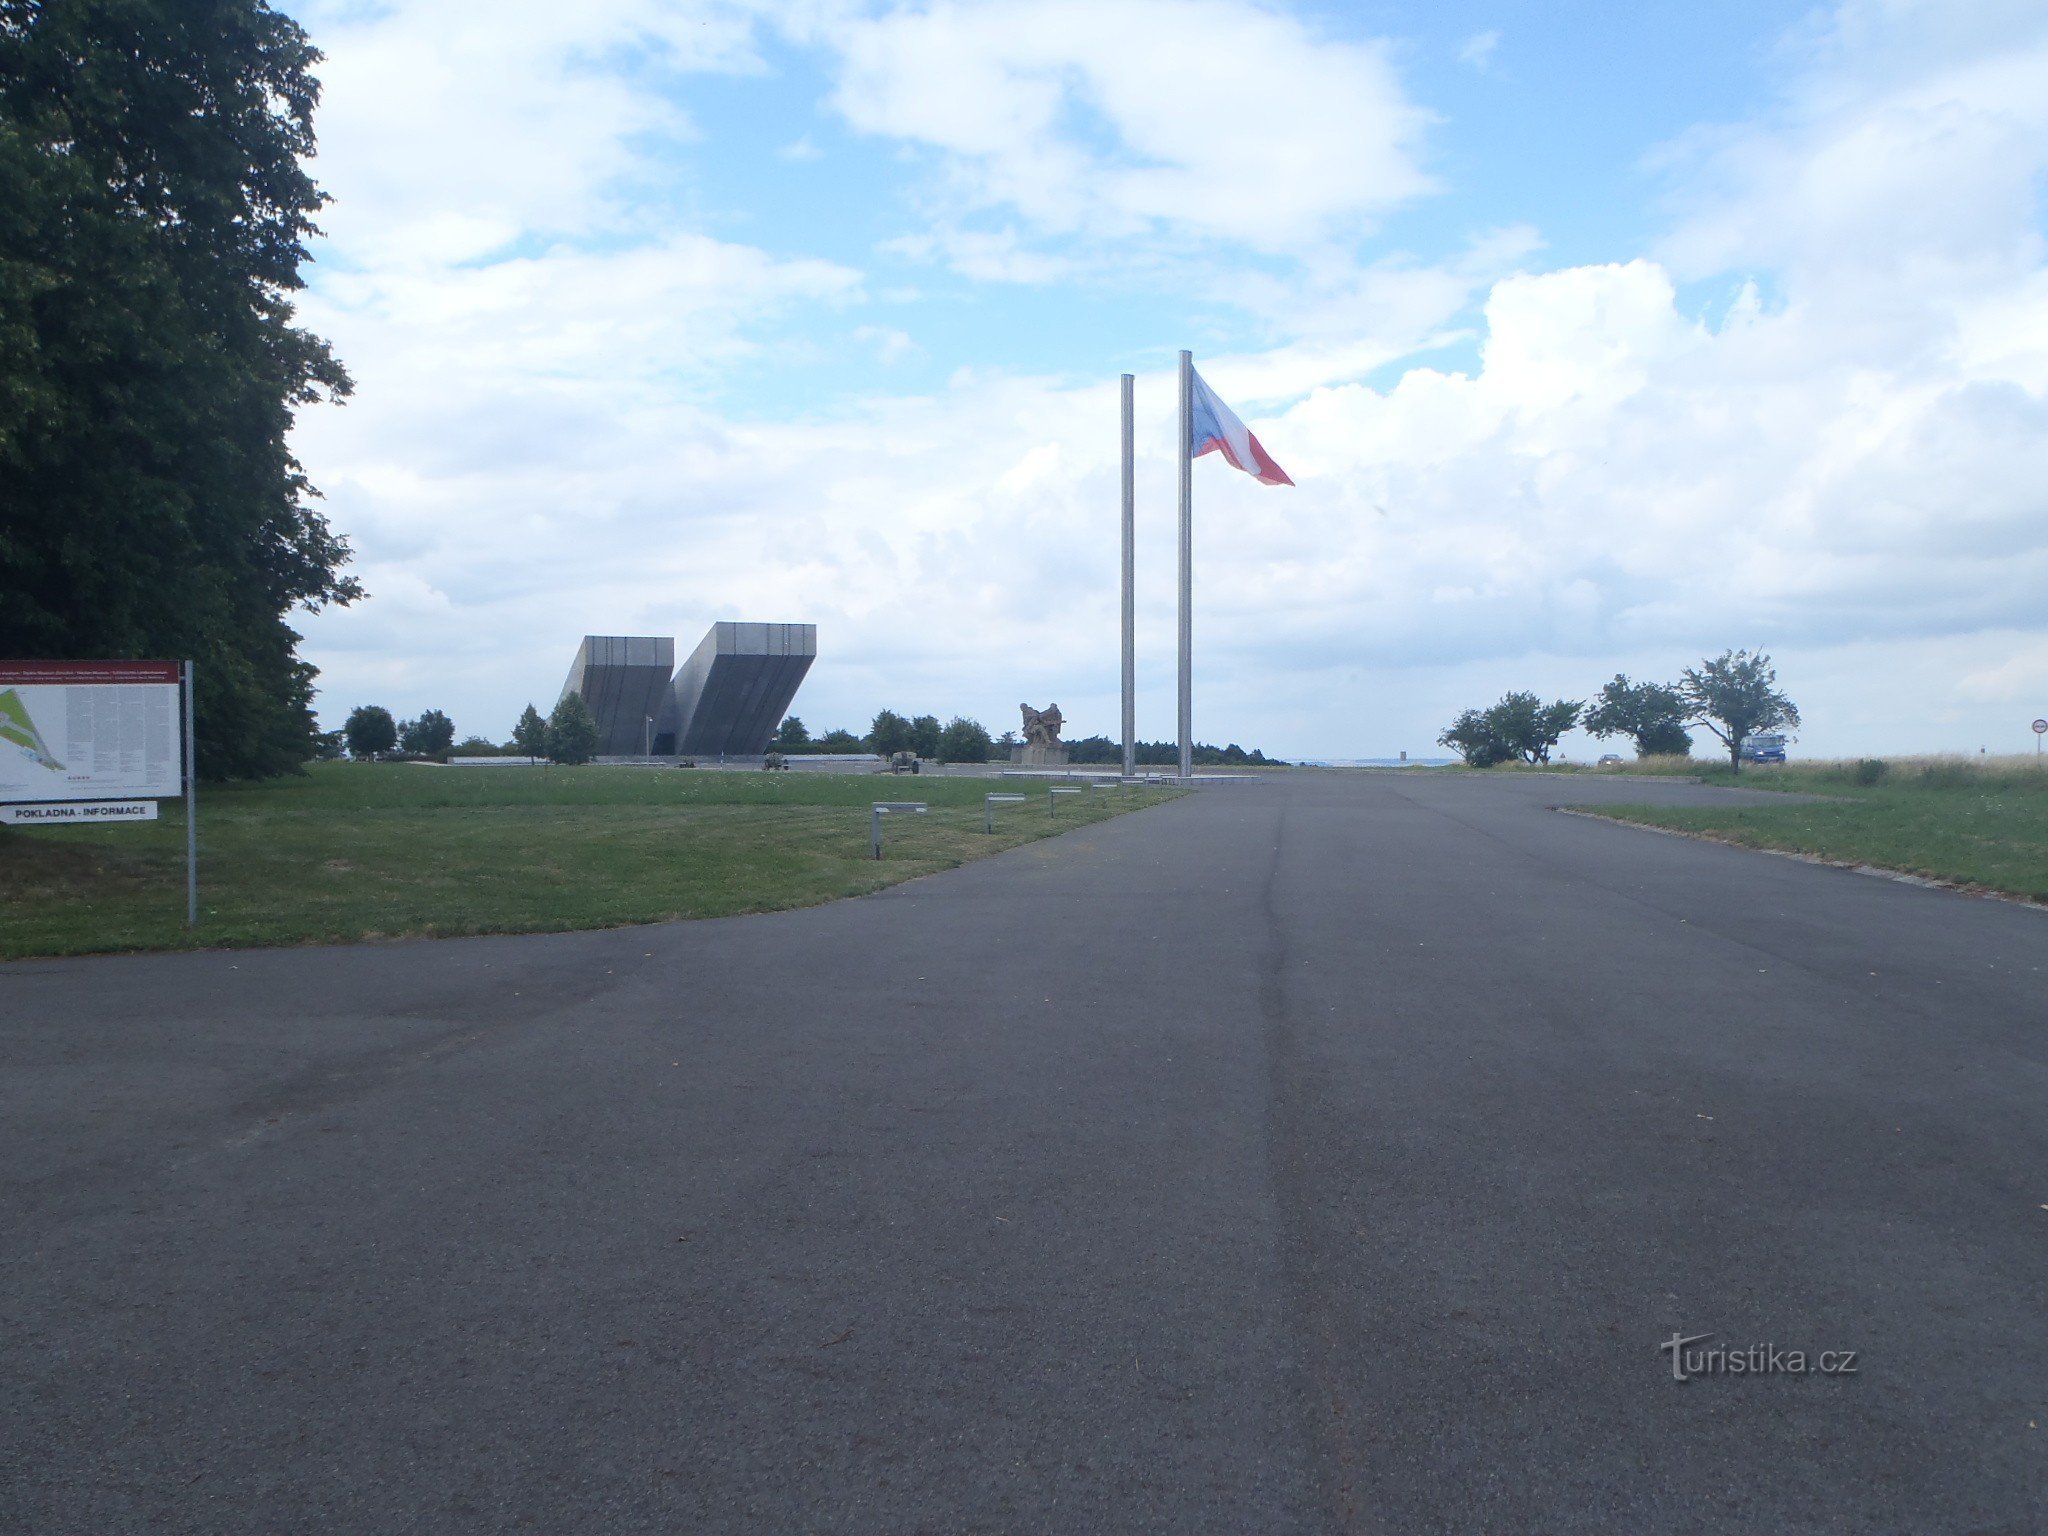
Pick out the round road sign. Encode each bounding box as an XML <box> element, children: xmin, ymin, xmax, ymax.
<box><xmin>2035</xmin><ymin>718</ymin><xmax>2048</xmax><ymax>734</ymax></box>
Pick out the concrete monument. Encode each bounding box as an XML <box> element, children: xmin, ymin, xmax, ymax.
<box><xmin>557</xmin><ymin>622</ymin><xmax>814</xmax><ymax>758</ymax></box>
<box><xmin>1011</xmin><ymin>702</ymin><xmax>1069</xmax><ymax>767</ymax></box>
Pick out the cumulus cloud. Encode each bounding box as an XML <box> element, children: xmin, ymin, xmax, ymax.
<box><xmin>1458</xmin><ymin>30</ymin><xmax>1500</xmax><ymax>70</ymax></box>
<box><xmin>287</xmin><ymin>0</ymin><xmax>2048</xmax><ymax>758</ymax></box>
<box><xmin>808</xmin><ymin>0</ymin><xmax>1434</xmax><ymax>257</ymax></box>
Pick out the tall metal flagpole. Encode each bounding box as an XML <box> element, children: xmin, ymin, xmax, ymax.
<box><xmin>1120</xmin><ymin>373</ymin><xmax>1135</xmax><ymax>780</ymax></box>
<box><xmin>1177</xmin><ymin>350</ymin><xmax>1193</xmax><ymax>782</ymax></box>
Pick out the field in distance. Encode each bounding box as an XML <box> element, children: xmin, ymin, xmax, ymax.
<box><xmin>0</xmin><ymin>763</ymin><xmax>1180</xmax><ymax>960</ymax></box>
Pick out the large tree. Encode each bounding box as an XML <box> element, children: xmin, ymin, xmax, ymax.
<box><xmin>1584</xmin><ymin>674</ymin><xmax>1692</xmax><ymax>758</ymax></box>
<box><xmin>511</xmin><ymin>704</ymin><xmax>549</xmax><ymax>760</ymax></box>
<box><xmin>865</xmin><ymin>709</ymin><xmax>913</xmax><ymax>757</ymax></box>
<box><xmin>342</xmin><ymin>704</ymin><xmax>394</xmax><ymax>761</ymax></box>
<box><xmin>0</xmin><ymin>0</ymin><xmax>357</xmax><ymax>780</ymax></box>
<box><xmin>936</xmin><ymin>716</ymin><xmax>992</xmax><ymax>764</ymax></box>
<box><xmin>1440</xmin><ymin>691</ymin><xmax>1582</xmax><ymax>767</ymax></box>
<box><xmin>546</xmin><ymin>691</ymin><xmax>598</xmax><ymax>766</ymax></box>
<box><xmin>1681</xmin><ymin>650</ymin><xmax>1800</xmax><ymax>772</ymax></box>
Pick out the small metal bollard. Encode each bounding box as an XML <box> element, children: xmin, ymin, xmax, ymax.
<box><xmin>984</xmin><ymin>792</ymin><xmax>1028</xmax><ymax>833</ymax></box>
<box><xmin>871</xmin><ymin>801</ymin><xmax>928</xmax><ymax>859</ymax></box>
<box><xmin>1048</xmin><ymin>786</ymin><xmax>1085</xmax><ymax>816</ymax></box>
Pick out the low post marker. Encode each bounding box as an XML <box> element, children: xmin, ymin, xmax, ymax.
<box><xmin>871</xmin><ymin>801</ymin><xmax>927</xmax><ymax>859</ymax></box>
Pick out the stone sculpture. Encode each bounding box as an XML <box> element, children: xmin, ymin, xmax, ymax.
<box><xmin>1013</xmin><ymin>703</ymin><xmax>1069</xmax><ymax>767</ymax></box>
<box><xmin>1019</xmin><ymin>703</ymin><xmax>1064</xmax><ymax>747</ymax></box>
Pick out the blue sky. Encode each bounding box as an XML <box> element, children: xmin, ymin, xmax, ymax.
<box><xmin>282</xmin><ymin>0</ymin><xmax>2048</xmax><ymax>759</ymax></box>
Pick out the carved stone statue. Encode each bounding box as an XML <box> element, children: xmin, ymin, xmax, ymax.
<box><xmin>1013</xmin><ymin>703</ymin><xmax>1069</xmax><ymax>767</ymax></box>
<box><xmin>1019</xmin><ymin>702</ymin><xmax>1064</xmax><ymax>747</ymax></box>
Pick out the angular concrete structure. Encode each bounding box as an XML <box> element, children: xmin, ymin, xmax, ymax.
<box><xmin>657</xmin><ymin>622</ymin><xmax>816</xmax><ymax>757</ymax></box>
<box><xmin>558</xmin><ymin>636</ymin><xmax>676</xmax><ymax>757</ymax></box>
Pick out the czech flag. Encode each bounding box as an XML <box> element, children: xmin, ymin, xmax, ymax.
<box><xmin>1190</xmin><ymin>367</ymin><xmax>1294</xmax><ymax>486</ymax></box>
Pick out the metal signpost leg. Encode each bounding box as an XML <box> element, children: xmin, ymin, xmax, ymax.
<box><xmin>985</xmin><ymin>793</ymin><xmax>1026</xmax><ymax>833</ymax></box>
<box><xmin>182</xmin><ymin>659</ymin><xmax>198</xmax><ymax>927</ymax></box>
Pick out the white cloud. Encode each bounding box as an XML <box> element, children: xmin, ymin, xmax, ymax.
<box><xmin>809</xmin><ymin>0</ymin><xmax>1434</xmax><ymax>256</ymax></box>
<box><xmin>287</xmin><ymin>0</ymin><xmax>2048</xmax><ymax>758</ymax></box>
<box><xmin>854</xmin><ymin>324</ymin><xmax>923</xmax><ymax>364</ymax></box>
<box><xmin>1458</xmin><ymin>29</ymin><xmax>1500</xmax><ymax>70</ymax></box>
<box><xmin>298</xmin><ymin>0</ymin><xmax>764</xmax><ymax>265</ymax></box>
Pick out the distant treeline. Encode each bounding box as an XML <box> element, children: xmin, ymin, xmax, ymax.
<box><xmin>1063</xmin><ymin>736</ymin><xmax>1278</xmax><ymax>767</ymax></box>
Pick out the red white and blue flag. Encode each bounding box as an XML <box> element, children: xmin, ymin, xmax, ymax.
<box><xmin>1189</xmin><ymin>367</ymin><xmax>1294</xmax><ymax>486</ymax></box>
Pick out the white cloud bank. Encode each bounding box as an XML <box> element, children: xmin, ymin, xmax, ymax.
<box><xmin>288</xmin><ymin>0</ymin><xmax>2048</xmax><ymax>758</ymax></box>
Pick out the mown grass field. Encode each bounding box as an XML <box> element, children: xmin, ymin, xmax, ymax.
<box><xmin>1582</xmin><ymin>755</ymin><xmax>2048</xmax><ymax>903</ymax></box>
<box><xmin>0</xmin><ymin>763</ymin><xmax>1181</xmax><ymax>959</ymax></box>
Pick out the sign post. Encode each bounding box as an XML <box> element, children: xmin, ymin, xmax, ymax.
<box><xmin>183</xmin><ymin>661</ymin><xmax>198</xmax><ymax>925</ymax></box>
<box><xmin>0</xmin><ymin>659</ymin><xmax>193</xmax><ymax>923</ymax></box>
<box><xmin>2033</xmin><ymin>718</ymin><xmax>2045</xmax><ymax>755</ymax></box>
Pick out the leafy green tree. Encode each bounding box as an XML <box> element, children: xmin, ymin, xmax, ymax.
<box><xmin>937</xmin><ymin>716</ymin><xmax>993</xmax><ymax>763</ymax></box>
<box><xmin>815</xmin><ymin>728</ymin><xmax>863</xmax><ymax>753</ymax></box>
<box><xmin>512</xmin><ymin>703</ymin><xmax>549</xmax><ymax>760</ymax></box>
<box><xmin>546</xmin><ymin>691</ymin><xmax>598</xmax><ymax>765</ymax></box>
<box><xmin>1584</xmin><ymin>675</ymin><xmax>1692</xmax><ymax>758</ymax></box>
<box><xmin>343</xmin><ymin>705</ymin><xmax>395</xmax><ymax>761</ymax></box>
<box><xmin>0</xmin><ymin>0</ymin><xmax>358</xmax><ymax>780</ymax></box>
<box><xmin>772</xmin><ymin>715</ymin><xmax>810</xmax><ymax>753</ymax></box>
<box><xmin>1439</xmin><ymin>692</ymin><xmax>1582</xmax><ymax>767</ymax></box>
<box><xmin>865</xmin><ymin>709</ymin><xmax>914</xmax><ymax>756</ymax></box>
<box><xmin>1681</xmin><ymin>649</ymin><xmax>1800</xmax><ymax>772</ymax></box>
<box><xmin>1491</xmin><ymin>692</ymin><xmax>1582</xmax><ymax>764</ymax></box>
<box><xmin>1438</xmin><ymin>708</ymin><xmax>1512</xmax><ymax>767</ymax></box>
<box><xmin>399</xmin><ymin>708</ymin><xmax>453</xmax><ymax>756</ymax></box>
<box><xmin>909</xmin><ymin>713</ymin><xmax>942</xmax><ymax>759</ymax></box>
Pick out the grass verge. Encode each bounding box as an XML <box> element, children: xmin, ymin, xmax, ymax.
<box><xmin>0</xmin><ymin>763</ymin><xmax>1183</xmax><ymax>959</ymax></box>
<box><xmin>1582</xmin><ymin>755</ymin><xmax>2048</xmax><ymax>904</ymax></box>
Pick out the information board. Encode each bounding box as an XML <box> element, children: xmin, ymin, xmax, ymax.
<box><xmin>0</xmin><ymin>661</ymin><xmax>183</xmax><ymax>804</ymax></box>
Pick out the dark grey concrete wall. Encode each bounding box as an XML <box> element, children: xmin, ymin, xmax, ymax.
<box><xmin>558</xmin><ymin>636</ymin><xmax>676</xmax><ymax>756</ymax></box>
<box><xmin>661</xmin><ymin>622</ymin><xmax>816</xmax><ymax>757</ymax></box>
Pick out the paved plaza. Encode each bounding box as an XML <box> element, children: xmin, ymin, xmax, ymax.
<box><xmin>3</xmin><ymin>771</ymin><xmax>2041</xmax><ymax>1532</ymax></box>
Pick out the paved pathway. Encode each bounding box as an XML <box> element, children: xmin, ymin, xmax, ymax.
<box><xmin>3</xmin><ymin>771</ymin><xmax>2042</xmax><ymax>1532</ymax></box>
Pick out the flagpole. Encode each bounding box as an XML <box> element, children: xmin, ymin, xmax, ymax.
<box><xmin>1177</xmin><ymin>350</ymin><xmax>1193</xmax><ymax>782</ymax></box>
<box><xmin>1120</xmin><ymin>373</ymin><xmax>1136</xmax><ymax>780</ymax></box>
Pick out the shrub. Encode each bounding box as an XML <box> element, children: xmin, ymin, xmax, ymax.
<box><xmin>1854</xmin><ymin>758</ymin><xmax>1889</xmax><ymax>786</ymax></box>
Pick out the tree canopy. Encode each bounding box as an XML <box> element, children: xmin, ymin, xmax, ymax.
<box><xmin>512</xmin><ymin>704</ymin><xmax>549</xmax><ymax>760</ymax></box>
<box><xmin>1439</xmin><ymin>692</ymin><xmax>1582</xmax><ymax>766</ymax></box>
<box><xmin>546</xmin><ymin>691</ymin><xmax>598</xmax><ymax>765</ymax></box>
<box><xmin>936</xmin><ymin>716</ymin><xmax>993</xmax><ymax>763</ymax></box>
<box><xmin>343</xmin><ymin>705</ymin><xmax>394</xmax><ymax>761</ymax></box>
<box><xmin>1584</xmin><ymin>675</ymin><xmax>1692</xmax><ymax>758</ymax></box>
<box><xmin>0</xmin><ymin>0</ymin><xmax>356</xmax><ymax>779</ymax></box>
<box><xmin>1681</xmin><ymin>650</ymin><xmax>1800</xmax><ymax>771</ymax></box>
<box><xmin>865</xmin><ymin>709</ymin><xmax>914</xmax><ymax>757</ymax></box>
<box><xmin>399</xmin><ymin>708</ymin><xmax>454</xmax><ymax>756</ymax></box>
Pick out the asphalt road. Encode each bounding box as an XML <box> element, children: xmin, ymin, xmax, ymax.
<box><xmin>3</xmin><ymin>771</ymin><xmax>2043</xmax><ymax>1533</ymax></box>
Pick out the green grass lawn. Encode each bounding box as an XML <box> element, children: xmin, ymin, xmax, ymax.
<box><xmin>1584</xmin><ymin>756</ymin><xmax>2048</xmax><ymax>903</ymax></box>
<box><xmin>0</xmin><ymin>763</ymin><xmax>1181</xmax><ymax>959</ymax></box>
